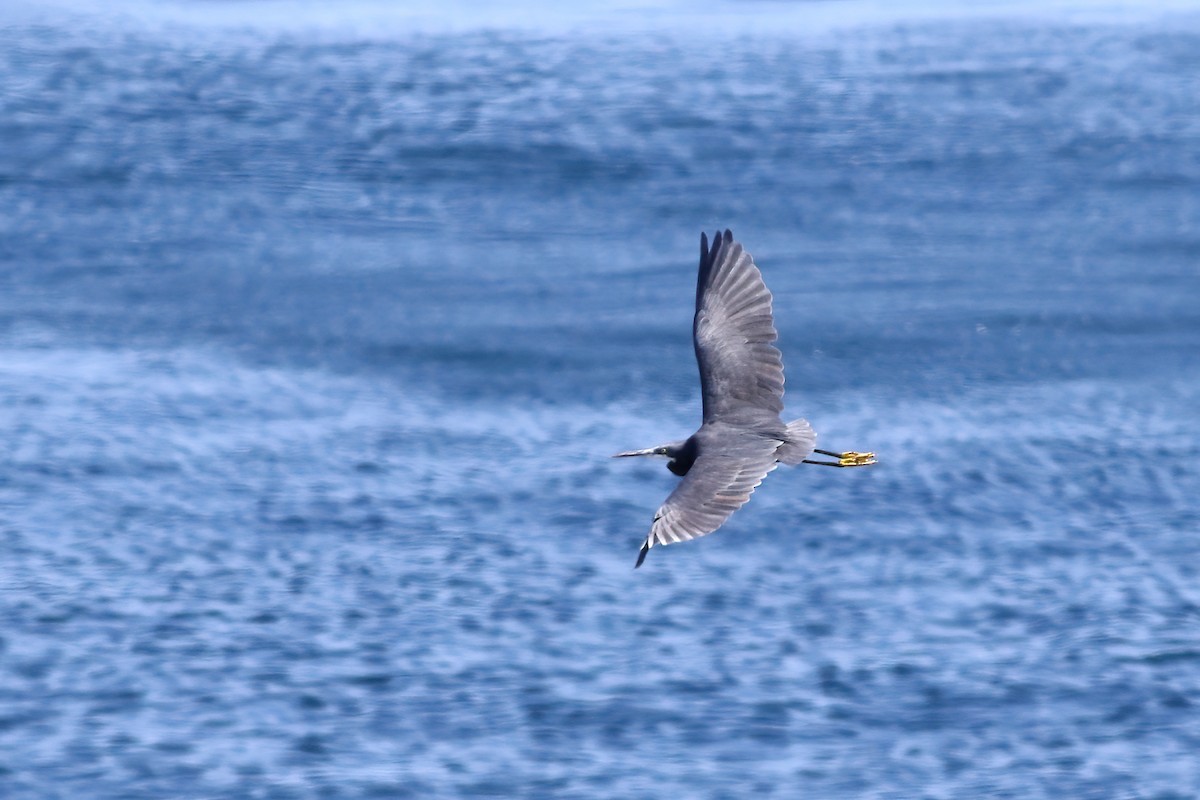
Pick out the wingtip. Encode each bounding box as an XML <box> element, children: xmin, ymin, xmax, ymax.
<box><xmin>634</xmin><ymin>542</ymin><xmax>650</xmax><ymax>569</ymax></box>
<box><xmin>709</xmin><ymin>228</ymin><xmax>733</xmax><ymax>257</ymax></box>
<box><xmin>706</xmin><ymin>229</ymin><xmax>719</xmax><ymax>264</ymax></box>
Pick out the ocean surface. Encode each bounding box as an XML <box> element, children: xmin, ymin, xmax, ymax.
<box><xmin>2</xmin><ymin>1</ymin><xmax>1199</xmax><ymax>797</ymax></box>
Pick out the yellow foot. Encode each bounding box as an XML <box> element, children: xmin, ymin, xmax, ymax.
<box><xmin>838</xmin><ymin>451</ymin><xmax>877</xmax><ymax>467</ymax></box>
<box><xmin>806</xmin><ymin>449</ymin><xmax>878</xmax><ymax>468</ymax></box>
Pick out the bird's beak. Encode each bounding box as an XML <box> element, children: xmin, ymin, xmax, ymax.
<box><xmin>612</xmin><ymin>447</ymin><xmax>658</xmax><ymax>458</ymax></box>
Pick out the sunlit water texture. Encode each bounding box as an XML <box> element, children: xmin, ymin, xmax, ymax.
<box><xmin>2</xmin><ymin>1</ymin><xmax>1199</xmax><ymax>797</ymax></box>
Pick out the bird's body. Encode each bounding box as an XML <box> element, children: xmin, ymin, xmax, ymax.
<box><xmin>615</xmin><ymin>230</ymin><xmax>875</xmax><ymax>568</ymax></box>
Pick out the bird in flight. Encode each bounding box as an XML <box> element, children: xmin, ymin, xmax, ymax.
<box><xmin>615</xmin><ymin>230</ymin><xmax>876</xmax><ymax>568</ymax></box>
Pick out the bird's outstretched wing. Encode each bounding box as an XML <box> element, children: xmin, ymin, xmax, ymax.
<box><xmin>636</xmin><ymin>434</ymin><xmax>781</xmax><ymax>566</ymax></box>
<box><xmin>694</xmin><ymin>230</ymin><xmax>785</xmax><ymax>422</ymax></box>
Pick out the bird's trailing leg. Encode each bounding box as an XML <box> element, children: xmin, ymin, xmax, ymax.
<box><xmin>803</xmin><ymin>449</ymin><xmax>877</xmax><ymax>468</ymax></box>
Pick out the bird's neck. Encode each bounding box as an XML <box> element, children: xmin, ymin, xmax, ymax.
<box><xmin>666</xmin><ymin>439</ymin><xmax>698</xmax><ymax>476</ymax></box>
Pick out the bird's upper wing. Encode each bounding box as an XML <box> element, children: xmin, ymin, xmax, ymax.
<box><xmin>644</xmin><ymin>433</ymin><xmax>782</xmax><ymax>551</ymax></box>
<box><xmin>694</xmin><ymin>230</ymin><xmax>785</xmax><ymax>422</ymax></box>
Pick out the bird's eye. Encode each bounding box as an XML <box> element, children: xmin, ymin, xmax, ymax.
<box><xmin>656</xmin><ymin>448</ymin><xmax>667</xmax><ymax>455</ymax></box>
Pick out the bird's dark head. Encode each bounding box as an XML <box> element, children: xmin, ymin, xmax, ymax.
<box><xmin>612</xmin><ymin>439</ymin><xmax>695</xmax><ymax>476</ymax></box>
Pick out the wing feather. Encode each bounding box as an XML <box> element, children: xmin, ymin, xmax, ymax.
<box><xmin>643</xmin><ymin>433</ymin><xmax>781</xmax><ymax>551</ymax></box>
<box><xmin>694</xmin><ymin>230</ymin><xmax>785</xmax><ymax>421</ymax></box>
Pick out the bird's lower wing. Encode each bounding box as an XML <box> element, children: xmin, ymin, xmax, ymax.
<box><xmin>641</xmin><ymin>438</ymin><xmax>782</xmax><ymax>559</ymax></box>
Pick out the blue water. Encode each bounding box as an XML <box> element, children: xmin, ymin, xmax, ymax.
<box><xmin>3</xmin><ymin>1</ymin><xmax>1200</xmax><ymax>797</ymax></box>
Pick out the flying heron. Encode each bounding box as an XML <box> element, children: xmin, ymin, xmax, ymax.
<box><xmin>615</xmin><ymin>229</ymin><xmax>876</xmax><ymax>568</ymax></box>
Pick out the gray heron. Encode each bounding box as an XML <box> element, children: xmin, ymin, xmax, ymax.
<box><xmin>615</xmin><ymin>229</ymin><xmax>876</xmax><ymax>568</ymax></box>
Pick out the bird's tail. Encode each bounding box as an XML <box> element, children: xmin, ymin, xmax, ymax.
<box><xmin>776</xmin><ymin>418</ymin><xmax>817</xmax><ymax>465</ymax></box>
